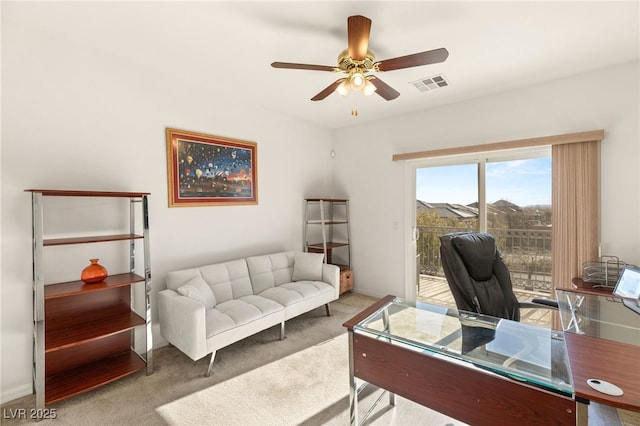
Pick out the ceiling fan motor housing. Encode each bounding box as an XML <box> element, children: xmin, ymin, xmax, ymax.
<box><xmin>337</xmin><ymin>48</ymin><xmax>376</xmax><ymax>73</ymax></box>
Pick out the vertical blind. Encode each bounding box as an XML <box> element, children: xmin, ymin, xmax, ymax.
<box><xmin>551</xmin><ymin>141</ymin><xmax>600</xmax><ymax>290</ymax></box>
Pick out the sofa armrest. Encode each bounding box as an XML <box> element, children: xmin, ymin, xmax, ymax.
<box><xmin>322</xmin><ymin>263</ymin><xmax>340</xmax><ymax>297</ymax></box>
<box><xmin>157</xmin><ymin>289</ymin><xmax>208</xmax><ymax>361</ymax></box>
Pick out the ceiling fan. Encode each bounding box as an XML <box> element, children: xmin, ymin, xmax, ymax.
<box><xmin>271</xmin><ymin>15</ymin><xmax>449</xmax><ymax>102</ymax></box>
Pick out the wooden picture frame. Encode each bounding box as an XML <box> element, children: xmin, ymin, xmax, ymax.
<box><xmin>166</xmin><ymin>128</ymin><xmax>258</xmax><ymax>207</ymax></box>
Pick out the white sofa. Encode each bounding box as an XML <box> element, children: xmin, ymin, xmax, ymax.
<box><xmin>158</xmin><ymin>251</ymin><xmax>340</xmax><ymax>375</ymax></box>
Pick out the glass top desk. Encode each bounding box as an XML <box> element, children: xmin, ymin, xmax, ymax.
<box><xmin>556</xmin><ymin>288</ymin><xmax>640</xmax><ymax>345</ymax></box>
<box><xmin>555</xmin><ymin>288</ymin><xmax>640</xmax><ymax>414</ymax></box>
<box><xmin>343</xmin><ymin>295</ymin><xmax>577</xmax><ymax>426</ymax></box>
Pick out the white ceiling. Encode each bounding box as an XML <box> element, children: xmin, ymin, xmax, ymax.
<box><xmin>4</xmin><ymin>1</ymin><xmax>639</xmax><ymax>129</ymax></box>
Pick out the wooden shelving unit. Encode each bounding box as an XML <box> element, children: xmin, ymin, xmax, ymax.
<box><xmin>304</xmin><ymin>198</ymin><xmax>351</xmax><ymax>268</ymax></box>
<box><xmin>26</xmin><ymin>189</ymin><xmax>153</xmax><ymax>408</ymax></box>
<box><xmin>44</xmin><ymin>234</ymin><xmax>144</xmax><ymax>246</ymax></box>
<box><xmin>45</xmin><ymin>352</ymin><xmax>146</xmax><ymax>405</ymax></box>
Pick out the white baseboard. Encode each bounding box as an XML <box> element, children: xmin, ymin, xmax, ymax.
<box><xmin>1</xmin><ymin>383</ymin><xmax>32</xmax><ymax>406</ymax></box>
<box><xmin>152</xmin><ymin>323</ymin><xmax>168</xmax><ymax>348</ymax></box>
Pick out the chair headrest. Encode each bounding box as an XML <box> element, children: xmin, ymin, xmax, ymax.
<box><xmin>451</xmin><ymin>233</ymin><xmax>496</xmax><ymax>281</ymax></box>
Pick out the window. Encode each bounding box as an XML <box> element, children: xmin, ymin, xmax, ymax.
<box><xmin>414</xmin><ymin>148</ymin><xmax>553</xmax><ymax>313</ymax></box>
<box><xmin>400</xmin><ymin>130</ymin><xmax>602</xmax><ymax>321</ymax></box>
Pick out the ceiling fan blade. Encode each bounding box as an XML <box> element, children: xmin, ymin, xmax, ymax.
<box><xmin>369</xmin><ymin>76</ymin><xmax>400</xmax><ymax>101</ymax></box>
<box><xmin>347</xmin><ymin>15</ymin><xmax>371</xmax><ymax>61</ymax></box>
<box><xmin>271</xmin><ymin>62</ymin><xmax>335</xmax><ymax>72</ymax></box>
<box><xmin>376</xmin><ymin>48</ymin><xmax>449</xmax><ymax>72</ymax></box>
<box><xmin>311</xmin><ymin>79</ymin><xmax>345</xmax><ymax>101</ymax></box>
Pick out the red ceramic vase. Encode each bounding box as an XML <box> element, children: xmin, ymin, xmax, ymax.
<box><xmin>81</xmin><ymin>258</ymin><xmax>108</xmax><ymax>283</ymax></box>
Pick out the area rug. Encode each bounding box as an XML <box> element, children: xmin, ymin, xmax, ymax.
<box><xmin>155</xmin><ymin>332</ymin><xmax>466</xmax><ymax>426</ymax></box>
<box><xmin>155</xmin><ymin>334</ymin><xmax>350</xmax><ymax>425</ymax></box>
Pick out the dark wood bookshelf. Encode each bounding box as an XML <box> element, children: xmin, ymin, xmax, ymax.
<box><xmin>45</xmin><ymin>311</ymin><xmax>145</xmax><ymax>352</ymax></box>
<box><xmin>306</xmin><ymin>220</ymin><xmax>348</xmax><ymax>225</ymax></box>
<box><xmin>45</xmin><ymin>351</ymin><xmax>146</xmax><ymax>405</ymax></box>
<box><xmin>305</xmin><ymin>198</ymin><xmax>349</xmax><ymax>203</ymax></box>
<box><xmin>308</xmin><ymin>242</ymin><xmax>349</xmax><ymax>249</ymax></box>
<box><xmin>304</xmin><ymin>198</ymin><xmax>351</xmax><ymax>268</ymax></box>
<box><xmin>44</xmin><ymin>273</ymin><xmax>145</xmax><ymax>299</ymax></box>
<box><xmin>308</xmin><ymin>243</ymin><xmax>349</xmax><ymax>265</ymax></box>
<box><xmin>29</xmin><ymin>189</ymin><xmax>152</xmax><ymax>408</ymax></box>
<box><xmin>44</xmin><ymin>234</ymin><xmax>143</xmax><ymax>246</ymax></box>
<box><xmin>25</xmin><ymin>189</ymin><xmax>150</xmax><ymax>198</ymax></box>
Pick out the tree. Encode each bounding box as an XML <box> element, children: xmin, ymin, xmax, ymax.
<box><xmin>416</xmin><ymin>211</ymin><xmax>477</xmax><ymax>274</ymax></box>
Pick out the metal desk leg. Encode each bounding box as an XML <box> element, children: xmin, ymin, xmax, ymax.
<box><xmin>381</xmin><ymin>307</ymin><xmax>396</xmax><ymax>407</ymax></box>
<box><xmin>348</xmin><ymin>330</ymin><xmax>357</xmax><ymax>426</ymax></box>
<box><xmin>564</xmin><ymin>293</ymin><xmax>585</xmax><ymax>334</ymax></box>
<box><xmin>576</xmin><ymin>399</ymin><xmax>588</xmax><ymax>426</ymax></box>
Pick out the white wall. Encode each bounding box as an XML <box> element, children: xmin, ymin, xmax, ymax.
<box><xmin>1</xmin><ymin>20</ymin><xmax>333</xmax><ymax>403</ymax></box>
<box><xmin>2</xmin><ymin>9</ymin><xmax>638</xmax><ymax>406</ymax></box>
<box><xmin>333</xmin><ymin>61</ymin><xmax>640</xmax><ymax>299</ymax></box>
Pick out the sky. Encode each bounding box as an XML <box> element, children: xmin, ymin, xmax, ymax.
<box><xmin>416</xmin><ymin>157</ymin><xmax>551</xmax><ymax>207</ymax></box>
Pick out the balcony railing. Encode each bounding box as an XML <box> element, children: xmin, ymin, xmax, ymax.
<box><xmin>417</xmin><ymin>226</ymin><xmax>553</xmax><ymax>293</ymax></box>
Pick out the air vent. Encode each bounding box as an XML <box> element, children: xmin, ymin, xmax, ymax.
<box><xmin>410</xmin><ymin>74</ymin><xmax>450</xmax><ymax>92</ymax></box>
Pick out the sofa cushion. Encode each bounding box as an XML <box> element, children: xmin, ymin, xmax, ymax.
<box><xmin>205</xmin><ymin>295</ymin><xmax>283</xmax><ymax>338</ymax></box>
<box><xmin>166</xmin><ymin>268</ymin><xmax>203</xmax><ymax>292</ymax></box>
<box><xmin>292</xmin><ymin>252</ymin><xmax>324</xmax><ymax>282</ymax></box>
<box><xmin>176</xmin><ymin>276</ymin><xmax>216</xmax><ymax>309</ymax></box>
<box><xmin>246</xmin><ymin>252</ymin><xmax>294</xmax><ymax>294</ymax></box>
<box><xmin>199</xmin><ymin>259</ymin><xmax>253</xmax><ymax>304</ymax></box>
<box><xmin>258</xmin><ymin>281</ymin><xmax>333</xmax><ymax>307</ymax></box>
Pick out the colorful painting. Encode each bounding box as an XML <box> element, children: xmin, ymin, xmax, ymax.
<box><xmin>166</xmin><ymin>128</ymin><xmax>257</xmax><ymax>207</ymax></box>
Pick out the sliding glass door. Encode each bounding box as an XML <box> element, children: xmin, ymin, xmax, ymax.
<box><xmin>411</xmin><ymin>148</ymin><xmax>552</xmax><ymax>315</ymax></box>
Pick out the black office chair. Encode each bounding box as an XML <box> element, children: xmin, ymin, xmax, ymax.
<box><xmin>439</xmin><ymin>231</ymin><xmax>558</xmax><ymax>322</ymax></box>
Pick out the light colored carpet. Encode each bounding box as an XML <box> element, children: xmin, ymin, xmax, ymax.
<box><xmin>2</xmin><ymin>293</ymin><xmax>636</xmax><ymax>425</ymax></box>
<box><xmin>1</xmin><ymin>293</ymin><xmax>463</xmax><ymax>426</ymax></box>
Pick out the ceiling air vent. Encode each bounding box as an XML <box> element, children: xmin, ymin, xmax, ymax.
<box><xmin>410</xmin><ymin>74</ymin><xmax>450</xmax><ymax>93</ymax></box>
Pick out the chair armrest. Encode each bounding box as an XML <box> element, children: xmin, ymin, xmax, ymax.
<box><xmin>322</xmin><ymin>263</ymin><xmax>340</xmax><ymax>297</ymax></box>
<box><xmin>520</xmin><ymin>298</ymin><xmax>559</xmax><ymax>310</ymax></box>
<box><xmin>157</xmin><ymin>289</ymin><xmax>208</xmax><ymax>360</ymax></box>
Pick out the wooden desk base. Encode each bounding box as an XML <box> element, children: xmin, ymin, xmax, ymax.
<box><xmin>349</xmin><ymin>332</ymin><xmax>576</xmax><ymax>426</ymax></box>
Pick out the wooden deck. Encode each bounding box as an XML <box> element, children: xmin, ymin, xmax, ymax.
<box><xmin>417</xmin><ymin>274</ymin><xmax>554</xmax><ymax>329</ymax></box>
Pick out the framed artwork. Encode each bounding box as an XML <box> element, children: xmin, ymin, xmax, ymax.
<box><xmin>166</xmin><ymin>128</ymin><xmax>258</xmax><ymax>207</ymax></box>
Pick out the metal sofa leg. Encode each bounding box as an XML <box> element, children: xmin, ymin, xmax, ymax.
<box><xmin>206</xmin><ymin>351</ymin><xmax>217</xmax><ymax>377</ymax></box>
<box><xmin>325</xmin><ymin>303</ymin><xmax>332</xmax><ymax>316</ymax></box>
<box><xmin>280</xmin><ymin>321</ymin><xmax>286</xmax><ymax>340</ymax></box>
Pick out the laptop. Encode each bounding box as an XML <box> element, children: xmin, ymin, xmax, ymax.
<box><xmin>613</xmin><ymin>266</ymin><xmax>640</xmax><ymax>314</ymax></box>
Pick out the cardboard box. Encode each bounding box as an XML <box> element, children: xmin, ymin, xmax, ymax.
<box><xmin>339</xmin><ymin>269</ymin><xmax>353</xmax><ymax>294</ymax></box>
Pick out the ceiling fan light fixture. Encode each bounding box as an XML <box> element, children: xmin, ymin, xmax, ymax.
<box><xmin>363</xmin><ymin>79</ymin><xmax>377</xmax><ymax>96</ymax></box>
<box><xmin>336</xmin><ymin>80</ymin><xmax>351</xmax><ymax>96</ymax></box>
<box><xmin>350</xmin><ymin>72</ymin><xmax>365</xmax><ymax>90</ymax></box>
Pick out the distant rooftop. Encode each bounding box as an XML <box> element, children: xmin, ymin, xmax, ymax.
<box><xmin>417</xmin><ymin>201</ymin><xmax>478</xmax><ymax>219</ymax></box>
<box><xmin>417</xmin><ymin>199</ymin><xmax>538</xmax><ymax>220</ymax></box>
